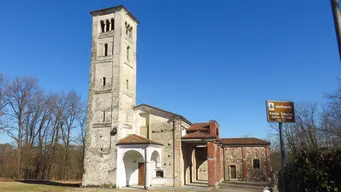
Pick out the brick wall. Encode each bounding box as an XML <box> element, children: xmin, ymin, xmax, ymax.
<box><xmin>207</xmin><ymin>142</ymin><xmax>216</xmax><ymax>186</ymax></box>
<box><xmin>220</xmin><ymin>145</ymin><xmax>224</xmax><ymax>182</ymax></box>
<box><xmin>216</xmin><ymin>145</ymin><xmax>221</xmax><ymax>183</ymax></box>
<box><xmin>209</xmin><ymin>120</ymin><xmax>219</xmax><ymax>137</ymax></box>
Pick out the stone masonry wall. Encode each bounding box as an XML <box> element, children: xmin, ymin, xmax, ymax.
<box><xmin>223</xmin><ymin>146</ymin><xmax>269</xmax><ymax>182</ymax></box>
<box><xmin>245</xmin><ymin>147</ymin><xmax>267</xmax><ymax>181</ymax></box>
<box><xmin>82</xmin><ymin>13</ymin><xmax>119</xmax><ymax>187</ymax></box>
<box><xmin>149</xmin><ymin>114</ymin><xmax>174</xmax><ymax>186</ymax></box>
<box><xmin>224</xmin><ymin>147</ymin><xmax>243</xmax><ymax>181</ymax></box>
<box><xmin>173</xmin><ymin>118</ymin><xmax>182</xmax><ymax>186</ymax></box>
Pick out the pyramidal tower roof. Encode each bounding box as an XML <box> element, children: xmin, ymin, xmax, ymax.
<box><xmin>89</xmin><ymin>4</ymin><xmax>139</xmax><ymax>24</ymax></box>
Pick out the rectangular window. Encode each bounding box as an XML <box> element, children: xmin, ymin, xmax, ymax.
<box><xmin>126</xmin><ymin>79</ymin><xmax>129</xmax><ymax>89</ymax></box>
<box><xmin>129</xmin><ymin>28</ymin><xmax>133</xmax><ymax>38</ymax></box>
<box><xmin>127</xmin><ymin>46</ymin><xmax>130</xmax><ymax>61</ymax></box>
<box><xmin>253</xmin><ymin>159</ymin><xmax>260</xmax><ymax>169</ymax></box>
<box><xmin>104</xmin><ymin>44</ymin><xmax>108</xmax><ymax>56</ymax></box>
<box><xmin>156</xmin><ymin>170</ymin><xmax>164</xmax><ymax>178</ymax></box>
<box><xmin>103</xmin><ymin>111</ymin><xmax>106</xmax><ymax>122</ymax></box>
<box><xmin>103</xmin><ymin>77</ymin><xmax>106</xmax><ymax>86</ymax></box>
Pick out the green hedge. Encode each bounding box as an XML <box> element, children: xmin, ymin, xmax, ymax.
<box><xmin>278</xmin><ymin>148</ymin><xmax>341</xmax><ymax>192</ymax></box>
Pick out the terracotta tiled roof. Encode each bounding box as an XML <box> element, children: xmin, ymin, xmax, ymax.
<box><xmin>187</xmin><ymin>123</ymin><xmax>210</xmax><ymax>132</ymax></box>
<box><xmin>219</xmin><ymin>138</ymin><xmax>270</xmax><ymax>145</ymax></box>
<box><xmin>117</xmin><ymin>134</ymin><xmax>163</xmax><ymax>146</ymax></box>
<box><xmin>182</xmin><ymin>131</ymin><xmax>215</xmax><ymax>139</ymax></box>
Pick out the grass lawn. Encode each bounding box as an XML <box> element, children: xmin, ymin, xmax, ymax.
<box><xmin>0</xmin><ymin>181</ymin><xmax>202</xmax><ymax>192</ymax></box>
<box><xmin>0</xmin><ymin>181</ymin><xmax>72</xmax><ymax>192</ymax></box>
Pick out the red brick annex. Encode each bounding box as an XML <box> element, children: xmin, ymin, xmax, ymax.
<box><xmin>182</xmin><ymin>120</ymin><xmax>271</xmax><ymax>187</ymax></box>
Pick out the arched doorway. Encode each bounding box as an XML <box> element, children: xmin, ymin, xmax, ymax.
<box><xmin>123</xmin><ymin>150</ymin><xmax>144</xmax><ymax>187</ymax></box>
<box><xmin>150</xmin><ymin>150</ymin><xmax>162</xmax><ymax>178</ymax></box>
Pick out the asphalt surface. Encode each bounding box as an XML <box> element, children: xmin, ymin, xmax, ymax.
<box><xmin>212</xmin><ymin>182</ymin><xmax>265</xmax><ymax>192</ymax></box>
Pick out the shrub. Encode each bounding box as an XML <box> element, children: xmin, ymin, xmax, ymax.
<box><xmin>278</xmin><ymin>148</ymin><xmax>341</xmax><ymax>192</ymax></box>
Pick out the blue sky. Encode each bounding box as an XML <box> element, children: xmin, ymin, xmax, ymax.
<box><xmin>0</xmin><ymin>0</ymin><xmax>340</xmax><ymax>143</ymax></box>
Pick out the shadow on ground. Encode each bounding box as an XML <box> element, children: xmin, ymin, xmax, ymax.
<box><xmin>186</xmin><ymin>180</ymin><xmax>208</xmax><ymax>187</ymax></box>
<box><xmin>17</xmin><ymin>180</ymin><xmax>81</xmax><ymax>187</ymax></box>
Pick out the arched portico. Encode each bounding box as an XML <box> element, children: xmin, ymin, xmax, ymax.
<box><xmin>123</xmin><ymin>150</ymin><xmax>144</xmax><ymax>186</ymax></box>
<box><xmin>116</xmin><ymin>134</ymin><xmax>164</xmax><ymax>189</ymax></box>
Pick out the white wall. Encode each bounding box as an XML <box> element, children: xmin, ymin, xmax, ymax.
<box><xmin>123</xmin><ymin>154</ymin><xmax>144</xmax><ymax>186</ymax></box>
<box><xmin>116</xmin><ymin>145</ymin><xmax>163</xmax><ymax>188</ymax></box>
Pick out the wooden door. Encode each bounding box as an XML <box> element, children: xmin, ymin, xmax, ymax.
<box><xmin>230</xmin><ymin>165</ymin><xmax>236</xmax><ymax>179</ymax></box>
<box><xmin>138</xmin><ymin>163</ymin><xmax>145</xmax><ymax>185</ymax></box>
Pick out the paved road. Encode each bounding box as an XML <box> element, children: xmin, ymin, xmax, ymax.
<box><xmin>212</xmin><ymin>182</ymin><xmax>264</xmax><ymax>192</ymax></box>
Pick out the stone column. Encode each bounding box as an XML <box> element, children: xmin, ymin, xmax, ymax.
<box><xmin>173</xmin><ymin>118</ymin><xmax>182</xmax><ymax>186</ymax></box>
<box><xmin>191</xmin><ymin>147</ymin><xmax>196</xmax><ymax>183</ymax></box>
<box><xmin>145</xmin><ymin>147</ymin><xmax>152</xmax><ymax>188</ymax></box>
<box><xmin>207</xmin><ymin>142</ymin><xmax>216</xmax><ymax>187</ymax></box>
<box><xmin>116</xmin><ymin>147</ymin><xmax>122</xmax><ymax>188</ymax></box>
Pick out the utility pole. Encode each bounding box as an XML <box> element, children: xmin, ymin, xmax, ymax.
<box><xmin>331</xmin><ymin>0</ymin><xmax>341</xmax><ymax>62</ymax></box>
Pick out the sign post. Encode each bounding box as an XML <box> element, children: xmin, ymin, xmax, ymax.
<box><xmin>265</xmin><ymin>100</ymin><xmax>295</xmax><ymax>192</ymax></box>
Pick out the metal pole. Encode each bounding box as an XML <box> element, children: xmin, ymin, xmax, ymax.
<box><xmin>331</xmin><ymin>0</ymin><xmax>341</xmax><ymax>63</ymax></box>
<box><xmin>279</xmin><ymin>122</ymin><xmax>286</xmax><ymax>192</ymax></box>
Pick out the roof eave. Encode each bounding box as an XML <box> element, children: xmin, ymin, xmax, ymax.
<box><xmin>134</xmin><ymin>104</ymin><xmax>192</xmax><ymax>125</ymax></box>
<box><xmin>116</xmin><ymin>142</ymin><xmax>163</xmax><ymax>146</ymax></box>
<box><xmin>222</xmin><ymin>143</ymin><xmax>270</xmax><ymax>147</ymax></box>
<box><xmin>181</xmin><ymin>137</ymin><xmax>216</xmax><ymax>142</ymax></box>
<box><xmin>89</xmin><ymin>4</ymin><xmax>140</xmax><ymax>24</ymax></box>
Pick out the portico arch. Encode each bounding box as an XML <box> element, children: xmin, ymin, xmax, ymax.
<box><xmin>150</xmin><ymin>150</ymin><xmax>160</xmax><ymax>167</ymax></box>
<box><xmin>150</xmin><ymin>150</ymin><xmax>163</xmax><ymax>178</ymax></box>
<box><xmin>122</xmin><ymin>150</ymin><xmax>144</xmax><ymax>187</ymax></box>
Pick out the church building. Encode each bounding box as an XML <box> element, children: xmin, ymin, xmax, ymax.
<box><xmin>82</xmin><ymin>5</ymin><xmax>271</xmax><ymax>189</ymax></box>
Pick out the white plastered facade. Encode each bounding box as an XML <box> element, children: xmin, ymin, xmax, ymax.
<box><xmin>116</xmin><ymin>144</ymin><xmax>164</xmax><ymax>188</ymax></box>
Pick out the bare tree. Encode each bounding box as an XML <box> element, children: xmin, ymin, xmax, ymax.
<box><xmin>0</xmin><ymin>73</ymin><xmax>8</xmax><ymax>131</ymax></box>
<box><xmin>57</xmin><ymin>91</ymin><xmax>82</xmax><ymax>180</ymax></box>
<box><xmin>269</xmin><ymin>103</ymin><xmax>321</xmax><ymax>158</ymax></box>
<box><xmin>76</xmin><ymin>104</ymin><xmax>87</xmax><ymax>177</ymax></box>
<box><xmin>3</xmin><ymin>77</ymin><xmax>40</xmax><ymax>178</ymax></box>
<box><xmin>323</xmin><ymin>81</ymin><xmax>341</xmax><ymax>144</ymax></box>
<box><xmin>0</xmin><ymin>74</ymin><xmax>86</xmax><ymax>181</ymax></box>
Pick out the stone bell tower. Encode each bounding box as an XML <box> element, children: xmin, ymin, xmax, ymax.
<box><xmin>82</xmin><ymin>5</ymin><xmax>139</xmax><ymax>186</ymax></box>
